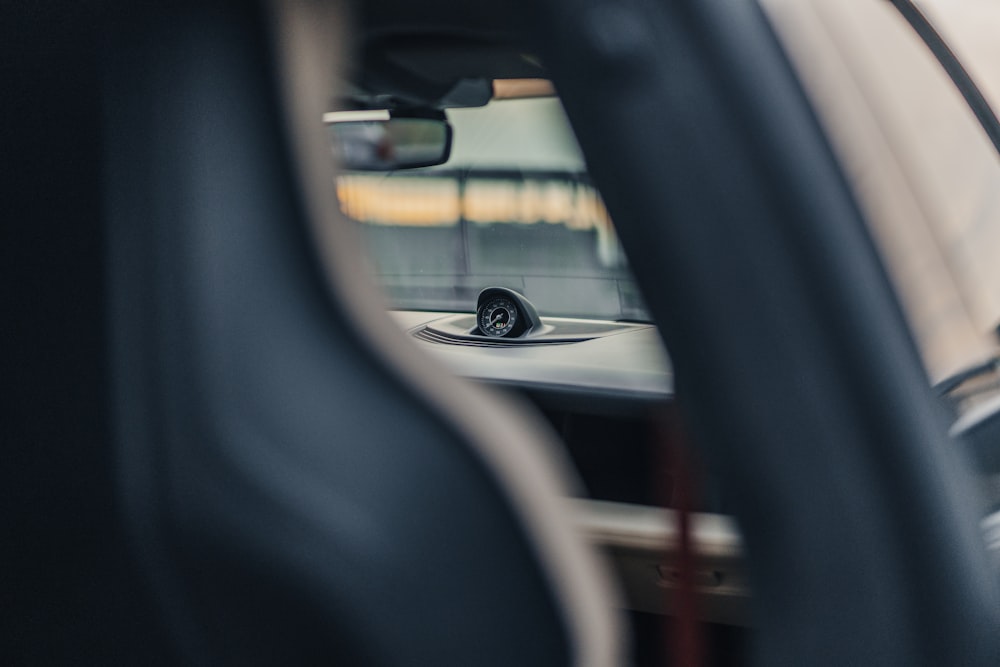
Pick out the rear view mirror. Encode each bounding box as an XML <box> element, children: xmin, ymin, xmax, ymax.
<box><xmin>326</xmin><ymin>112</ymin><xmax>452</xmax><ymax>171</ymax></box>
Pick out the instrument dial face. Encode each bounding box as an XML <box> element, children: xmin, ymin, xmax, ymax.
<box><xmin>479</xmin><ymin>297</ymin><xmax>518</xmax><ymax>337</ymax></box>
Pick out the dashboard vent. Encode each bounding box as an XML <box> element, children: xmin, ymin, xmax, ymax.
<box><xmin>412</xmin><ymin>327</ymin><xmax>576</xmax><ymax>348</ymax></box>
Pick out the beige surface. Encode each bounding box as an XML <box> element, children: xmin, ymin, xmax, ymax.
<box><xmin>270</xmin><ymin>2</ymin><xmax>626</xmax><ymax>665</ymax></box>
<box><xmin>918</xmin><ymin>0</ymin><xmax>1000</xmax><ymax>116</ymax></box>
<box><xmin>759</xmin><ymin>0</ymin><xmax>1000</xmax><ymax>383</ymax></box>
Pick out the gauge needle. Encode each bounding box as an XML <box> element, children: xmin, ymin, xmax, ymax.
<box><xmin>491</xmin><ymin>313</ymin><xmax>504</xmax><ymax>325</ymax></box>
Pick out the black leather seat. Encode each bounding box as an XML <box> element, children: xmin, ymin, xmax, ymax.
<box><xmin>3</xmin><ymin>1</ymin><xmax>620</xmax><ymax>664</ymax></box>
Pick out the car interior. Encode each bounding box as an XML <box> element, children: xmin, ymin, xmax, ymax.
<box><xmin>4</xmin><ymin>0</ymin><xmax>1000</xmax><ymax>665</ymax></box>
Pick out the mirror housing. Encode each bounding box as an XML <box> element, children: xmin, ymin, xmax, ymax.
<box><xmin>326</xmin><ymin>109</ymin><xmax>452</xmax><ymax>171</ymax></box>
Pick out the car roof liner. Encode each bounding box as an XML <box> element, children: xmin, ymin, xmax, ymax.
<box><xmin>346</xmin><ymin>0</ymin><xmax>541</xmax><ymax>109</ymax></box>
<box><xmin>346</xmin><ymin>34</ymin><xmax>544</xmax><ymax>109</ymax></box>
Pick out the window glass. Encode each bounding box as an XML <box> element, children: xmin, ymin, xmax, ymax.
<box><xmin>333</xmin><ymin>97</ymin><xmax>648</xmax><ymax>321</ymax></box>
<box><xmin>760</xmin><ymin>0</ymin><xmax>1000</xmax><ymax>383</ymax></box>
<box><xmin>916</xmin><ymin>0</ymin><xmax>1000</xmax><ymax>116</ymax></box>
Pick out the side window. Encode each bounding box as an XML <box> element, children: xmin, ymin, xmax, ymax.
<box><xmin>760</xmin><ymin>0</ymin><xmax>1000</xmax><ymax>385</ymax></box>
<box><xmin>916</xmin><ymin>0</ymin><xmax>1000</xmax><ymax>116</ymax></box>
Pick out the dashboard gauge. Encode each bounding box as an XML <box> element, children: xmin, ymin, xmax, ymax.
<box><xmin>478</xmin><ymin>296</ymin><xmax>518</xmax><ymax>337</ymax></box>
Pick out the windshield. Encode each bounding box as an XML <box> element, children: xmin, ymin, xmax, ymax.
<box><xmin>332</xmin><ymin>97</ymin><xmax>649</xmax><ymax>321</ymax></box>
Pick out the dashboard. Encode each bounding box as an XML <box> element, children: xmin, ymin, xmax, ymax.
<box><xmin>392</xmin><ymin>289</ymin><xmax>1000</xmax><ymax>627</ymax></box>
<box><xmin>393</xmin><ymin>310</ymin><xmax>672</xmax><ymax>415</ymax></box>
<box><xmin>390</xmin><ymin>299</ymin><xmax>751</xmax><ymax>626</ymax></box>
